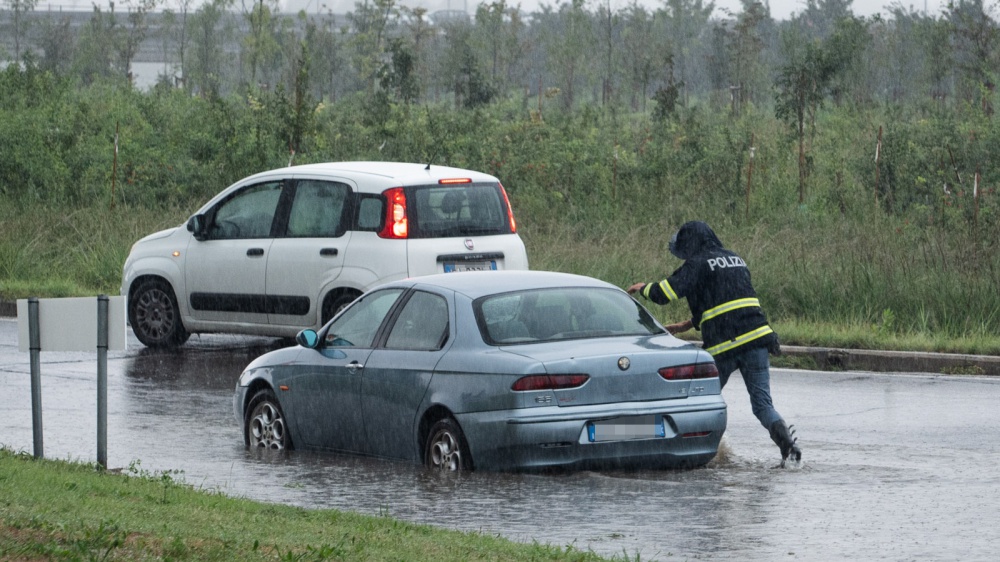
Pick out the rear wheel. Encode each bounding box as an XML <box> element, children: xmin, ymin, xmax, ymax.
<box><xmin>245</xmin><ymin>389</ymin><xmax>292</xmax><ymax>450</ymax></box>
<box><xmin>424</xmin><ymin>418</ymin><xmax>471</xmax><ymax>471</ymax></box>
<box><xmin>129</xmin><ymin>279</ymin><xmax>189</xmax><ymax>347</ymax></box>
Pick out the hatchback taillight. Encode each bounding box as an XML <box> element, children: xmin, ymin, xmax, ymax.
<box><xmin>658</xmin><ymin>362</ymin><xmax>719</xmax><ymax>381</ymax></box>
<box><xmin>378</xmin><ymin>187</ymin><xmax>408</xmax><ymax>239</ymax></box>
<box><xmin>511</xmin><ymin>374</ymin><xmax>589</xmax><ymax>391</ymax></box>
<box><xmin>499</xmin><ymin>183</ymin><xmax>517</xmax><ymax>233</ymax></box>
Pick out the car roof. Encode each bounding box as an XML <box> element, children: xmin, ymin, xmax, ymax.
<box><xmin>394</xmin><ymin>270</ymin><xmax>620</xmax><ymax>300</ymax></box>
<box><xmin>244</xmin><ymin>162</ymin><xmax>500</xmax><ymax>188</ymax></box>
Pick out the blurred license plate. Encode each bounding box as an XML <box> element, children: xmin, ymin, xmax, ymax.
<box><xmin>587</xmin><ymin>415</ymin><xmax>665</xmax><ymax>442</ymax></box>
<box><xmin>444</xmin><ymin>260</ymin><xmax>497</xmax><ymax>273</ymax></box>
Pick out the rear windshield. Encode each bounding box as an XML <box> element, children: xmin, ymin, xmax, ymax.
<box><xmin>406</xmin><ymin>183</ymin><xmax>511</xmax><ymax>238</ymax></box>
<box><xmin>474</xmin><ymin>287</ymin><xmax>665</xmax><ymax>345</ymax></box>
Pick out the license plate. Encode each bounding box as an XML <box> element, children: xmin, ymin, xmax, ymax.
<box><xmin>443</xmin><ymin>260</ymin><xmax>497</xmax><ymax>273</ymax></box>
<box><xmin>587</xmin><ymin>415</ymin><xmax>665</xmax><ymax>442</ymax></box>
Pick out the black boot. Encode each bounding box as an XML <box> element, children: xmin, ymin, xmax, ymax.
<box><xmin>768</xmin><ymin>420</ymin><xmax>802</xmax><ymax>467</ymax></box>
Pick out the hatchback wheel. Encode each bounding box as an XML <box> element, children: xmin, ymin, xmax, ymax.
<box><xmin>129</xmin><ymin>279</ymin><xmax>189</xmax><ymax>347</ymax></box>
<box><xmin>246</xmin><ymin>390</ymin><xmax>291</xmax><ymax>450</ymax></box>
<box><xmin>425</xmin><ymin>418</ymin><xmax>471</xmax><ymax>471</ymax></box>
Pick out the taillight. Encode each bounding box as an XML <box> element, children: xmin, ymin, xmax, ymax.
<box><xmin>511</xmin><ymin>374</ymin><xmax>589</xmax><ymax>391</ymax></box>
<box><xmin>658</xmin><ymin>362</ymin><xmax>719</xmax><ymax>381</ymax></box>
<box><xmin>439</xmin><ymin>178</ymin><xmax>472</xmax><ymax>184</ymax></box>
<box><xmin>499</xmin><ymin>183</ymin><xmax>517</xmax><ymax>233</ymax></box>
<box><xmin>378</xmin><ymin>187</ymin><xmax>408</xmax><ymax>239</ymax></box>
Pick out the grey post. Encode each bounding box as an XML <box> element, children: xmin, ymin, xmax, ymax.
<box><xmin>97</xmin><ymin>295</ymin><xmax>109</xmax><ymax>469</ymax></box>
<box><xmin>28</xmin><ymin>297</ymin><xmax>43</xmax><ymax>459</ymax></box>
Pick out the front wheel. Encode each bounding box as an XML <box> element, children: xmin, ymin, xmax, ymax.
<box><xmin>245</xmin><ymin>390</ymin><xmax>292</xmax><ymax>450</ymax></box>
<box><xmin>424</xmin><ymin>418</ymin><xmax>472</xmax><ymax>471</ymax></box>
<box><xmin>128</xmin><ymin>279</ymin><xmax>190</xmax><ymax>347</ymax></box>
<box><xmin>322</xmin><ymin>291</ymin><xmax>361</xmax><ymax>325</ymax></box>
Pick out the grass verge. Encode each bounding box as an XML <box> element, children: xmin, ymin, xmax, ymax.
<box><xmin>0</xmin><ymin>449</ymin><xmax>609</xmax><ymax>562</ymax></box>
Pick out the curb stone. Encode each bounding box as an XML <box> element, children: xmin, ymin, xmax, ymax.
<box><xmin>779</xmin><ymin>345</ymin><xmax>1000</xmax><ymax>377</ymax></box>
<box><xmin>0</xmin><ymin>300</ymin><xmax>997</xmax><ymax>376</ymax></box>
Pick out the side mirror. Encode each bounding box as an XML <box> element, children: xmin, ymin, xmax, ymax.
<box><xmin>295</xmin><ymin>329</ymin><xmax>319</xmax><ymax>349</ymax></box>
<box><xmin>187</xmin><ymin>214</ymin><xmax>207</xmax><ymax>240</ymax></box>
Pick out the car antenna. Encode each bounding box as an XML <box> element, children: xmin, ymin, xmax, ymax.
<box><xmin>425</xmin><ymin>153</ymin><xmax>439</xmax><ymax>170</ymax></box>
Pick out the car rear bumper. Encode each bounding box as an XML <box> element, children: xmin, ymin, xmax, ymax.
<box><xmin>457</xmin><ymin>396</ymin><xmax>727</xmax><ymax>471</ymax></box>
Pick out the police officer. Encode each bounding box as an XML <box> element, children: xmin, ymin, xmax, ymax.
<box><xmin>627</xmin><ymin>221</ymin><xmax>802</xmax><ymax>466</ymax></box>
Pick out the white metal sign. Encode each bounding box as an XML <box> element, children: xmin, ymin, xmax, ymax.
<box><xmin>17</xmin><ymin>297</ymin><xmax>127</xmax><ymax>352</ymax></box>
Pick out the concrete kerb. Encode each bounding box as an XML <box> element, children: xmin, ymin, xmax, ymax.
<box><xmin>1</xmin><ymin>300</ymin><xmax>997</xmax><ymax>376</ymax></box>
<box><xmin>779</xmin><ymin>345</ymin><xmax>1000</xmax><ymax>377</ymax></box>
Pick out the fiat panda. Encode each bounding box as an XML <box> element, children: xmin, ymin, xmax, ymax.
<box><xmin>121</xmin><ymin>162</ymin><xmax>529</xmax><ymax>347</ymax></box>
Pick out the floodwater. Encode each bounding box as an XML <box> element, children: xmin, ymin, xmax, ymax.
<box><xmin>2</xmin><ymin>317</ymin><xmax>998</xmax><ymax>560</ymax></box>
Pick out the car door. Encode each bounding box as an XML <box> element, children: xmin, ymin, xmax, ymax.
<box><xmin>185</xmin><ymin>180</ymin><xmax>283</xmax><ymax>325</ymax></box>
<box><xmin>361</xmin><ymin>289</ymin><xmax>451</xmax><ymax>460</ymax></box>
<box><xmin>266</xmin><ymin>179</ymin><xmax>354</xmax><ymax>327</ymax></box>
<box><xmin>285</xmin><ymin>288</ymin><xmax>405</xmax><ymax>452</ymax></box>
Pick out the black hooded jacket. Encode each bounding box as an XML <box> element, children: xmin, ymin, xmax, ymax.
<box><xmin>639</xmin><ymin>221</ymin><xmax>778</xmax><ymax>361</ymax></box>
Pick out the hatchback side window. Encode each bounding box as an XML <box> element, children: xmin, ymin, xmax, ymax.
<box><xmin>286</xmin><ymin>180</ymin><xmax>350</xmax><ymax>237</ymax></box>
<box><xmin>209</xmin><ymin>181</ymin><xmax>283</xmax><ymax>240</ymax></box>
<box><xmin>356</xmin><ymin>195</ymin><xmax>383</xmax><ymax>231</ymax></box>
<box><xmin>385</xmin><ymin>291</ymin><xmax>449</xmax><ymax>350</ymax></box>
<box><xmin>323</xmin><ymin>289</ymin><xmax>404</xmax><ymax>348</ymax></box>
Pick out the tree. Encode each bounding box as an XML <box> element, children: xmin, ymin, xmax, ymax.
<box><xmin>5</xmin><ymin>0</ymin><xmax>37</xmax><ymax>64</ymax></box>
<box><xmin>117</xmin><ymin>0</ymin><xmax>160</xmax><ymax>85</ymax></box>
<box><xmin>173</xmin><ymin>0</ymin><xmax>196</xmax><ymax>89</ymax></box>
<box><xmin>799</xmin><ymin>0</ymin><xmax>855</xmax><ymax>39</ymax></box>
<box><xmin>401</xmin><ymin>6</ymin><xmax>435</xmax><ymax>102</ymax></box>
<box><xmin>378</xmin><ymin>38</ymin><xmax>420</xmax><ymax>105</ymax></box>
<box><xmin>188</xmin><ymin>0</ymin><xmax>236</xmax><ymax>96</ymax></box>
<box><xmin>728</xmin><ymin>1</ymin><xmax>773</xmax><ymax>110</ymax></box>
<box><xmin>657</xmin><ymin>0</ymin><xmax>715</xmax><ymax>106</ymax></box>
<box><xmin>620</xmin><ymin>3</ymin><xmax>657</xmax><ymax>111</ymax></box>
<box><xmin>823</xmin><ymin>15</ymin><xmax>871</xmax><ymax>106</ymax></box>
<box><xmin>348</xmin><ymin>0</ymin><xmax>399</xmax><ymax>96</ymax></box>
<box><xmin>544</xmin><ymin>0</ymin><xmax>593</xmax><ymax>110</ymax></box>
<box><xmin>241</xmin><ymin>0</ymin><xmax>281</xmax><ymax>88</ymax></box>
<box><xmin>473</xmin><ymin>1</ymin><xmax>528</xmax><ymax>98</ymax></box>
<box><xmin>946</xmin><ymin>0</ymin><xmax>999</xmax><ymax>113</ymax></box>
<box><xmin>37</xmin><ymin>15</ymin><xmax>74</xmax><ymax>75</ymax></box>
<box><xmin>303</xmin><ymin>10</ymin><xmax>345</xmax><ymax>102</ymax></box>
<box><xmin>441</xmin><ymin>20</ymin><xmax>495</xmax><ymax>109</ymax></box>
<box><xmin>73</xmin><ymin>4</ymin><xmax>118</xmax><ymax>85</ymax></box>
<box><xmin>775</xmin><ymin>29</ymin><xmax>835</xmax><ymax>203</ymax></box>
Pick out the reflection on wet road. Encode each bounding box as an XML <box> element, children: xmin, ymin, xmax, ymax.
<box><xmin>2</xmin><ymin>318</ymin><xmax>999</xmax><ymax>560</ymax></box>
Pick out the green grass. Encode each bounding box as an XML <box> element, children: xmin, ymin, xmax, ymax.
<box><xmin>4</xmin><ymin>200</ymin><xmax>1000</xmax><ymax>356</ymax></box>
<box><xmin>0</xmin><ymin>449</ymin><xmax>610</xmax><ymax>562</ymax></box>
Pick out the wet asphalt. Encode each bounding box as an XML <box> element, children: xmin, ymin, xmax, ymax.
<box><xmin>2</xmin><ymin>317</ymin><xmax>999</xmax><ymax>560</ymax></box>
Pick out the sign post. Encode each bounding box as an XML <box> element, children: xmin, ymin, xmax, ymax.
<box><xmin>18</xmin><ymin>296</ymin><xmax>127</xmax><ymax>468</ymax></box>
<box><xmin>28</xmin><ymin>297</ymin><xmax>43</xmax><ymax>459</ymax></box>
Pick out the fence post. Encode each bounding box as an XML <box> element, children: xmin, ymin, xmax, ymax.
<box><xmin>28</xmin><ymin>297</ymin><xmax>43</xmax><ymax>459</ymax></box>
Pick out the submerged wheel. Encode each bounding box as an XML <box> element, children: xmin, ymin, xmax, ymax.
<box><xmin>129</xmin><ymin>279</ymin><xmax>189</xmax><ymax>347</ymax></box>
<box><xmin>245</xmin><ymin>390</ymin><xmax>291</xmax><ymax>450</ymax></box>
<box><xmin>424</xmin><ymin>418</ymin><xmax>471</xmax><ymax>471</ymax></box>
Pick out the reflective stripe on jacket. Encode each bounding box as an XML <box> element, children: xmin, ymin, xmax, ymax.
<box><xmin>639</xmin><ymin>221</ymin><xmax>777</xmax><ymax>361</ymax></box>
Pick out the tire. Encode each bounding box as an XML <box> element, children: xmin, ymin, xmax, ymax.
<box><xmin>322</xmin><ymin>291</ymin><xmax>360</xmax><ymax>325</ymax></box>
<box><xmin>424</xmin><ymin>418</ymin><xmax>472</xmax><ymax>471</ymax></box>
<box><xmin>128</xmin><ymin>279</ymin><xmax>190</xmax><ymax>347</ymax></box>
<box><xmin>245</xmin><ymin>389</ymin><xmax>292</xmax><ymax>450</ymax></box>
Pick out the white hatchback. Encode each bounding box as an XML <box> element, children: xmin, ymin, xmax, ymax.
<box><xmin>121</xmin><ymin>162</ymin><xmax>529</xmax><ymax>347</ymax></box>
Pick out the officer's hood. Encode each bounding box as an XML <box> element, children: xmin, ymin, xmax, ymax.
<box><xmin>669</xmin><ymin>221</ymin><xmax>724</xmax><ymax>260</ymax></box>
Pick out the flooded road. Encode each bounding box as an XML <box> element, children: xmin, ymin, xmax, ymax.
<box><xmin>2</xmin><ymin>317</ymin><xmax>998</xmax><ymax>560</ymax></box>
